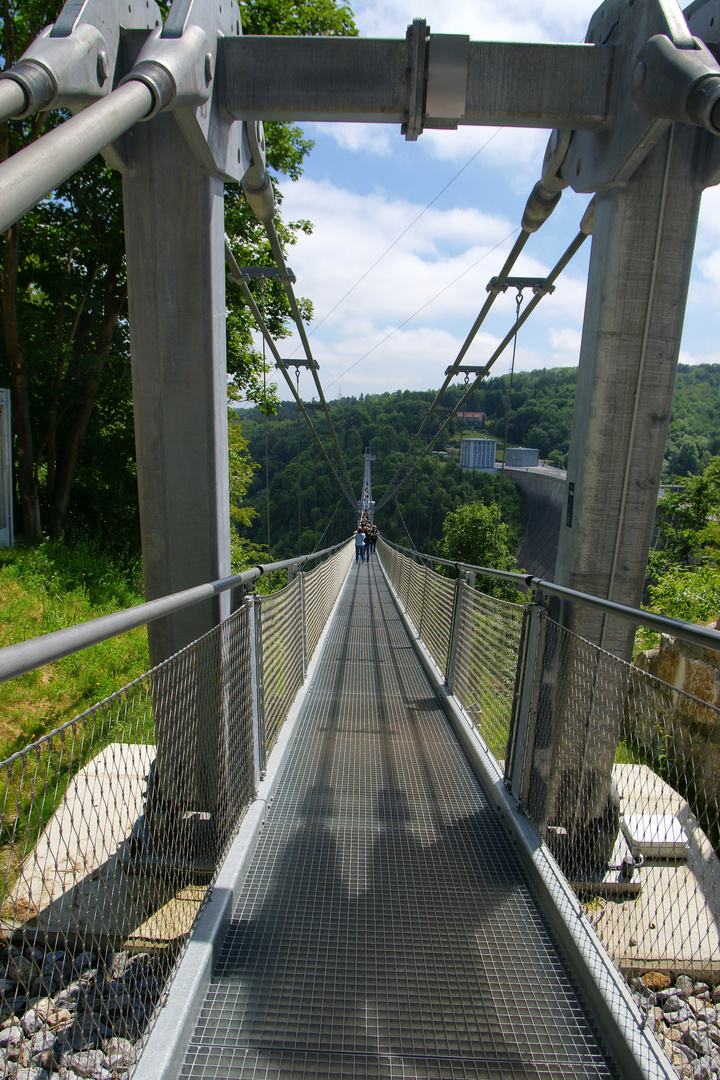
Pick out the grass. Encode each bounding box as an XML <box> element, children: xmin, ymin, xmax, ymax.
<box><xmin>0</xmin><ymin>537</ymin><xmax>150</xmax><ymax>761</ymax></box>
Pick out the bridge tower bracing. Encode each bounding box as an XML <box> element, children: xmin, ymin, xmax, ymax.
<box><xmin>359</xmin><ymin>447</ymin><xmax>375</xmax><ymax>522</ymax></box>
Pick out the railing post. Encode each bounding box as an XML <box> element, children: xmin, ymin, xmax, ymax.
<box><xmin>247</xmin><ymin>593</ymin><xmax>267</xmax><ymax>784</ymax></box>
<box><xmin>505</xmin><ymin>599</ymin><xmax>545</xmax><ymax>803</ymax></box>
<box><xmin>445</xmin><ymin>571</ymin><xmax>468</xmax><ymax>687</ymax></box>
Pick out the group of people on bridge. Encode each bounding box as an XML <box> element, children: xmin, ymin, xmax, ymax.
<box><xmin>354</xmin><ymin>516</ymin><xmax>378</xmax><ymax>563</ymax></box>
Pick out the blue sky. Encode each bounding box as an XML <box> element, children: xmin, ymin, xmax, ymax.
<box><xmin>270</xmin><ymin>0</ymin><xmax>720</xmax><ymax>401</ymax></box>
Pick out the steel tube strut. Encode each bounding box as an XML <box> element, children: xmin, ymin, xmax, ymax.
<box><xmin>0</xmin><ymin>79</ymin><xmax>27</xmax><ymax>124</ymax></box>
<box><xmin>219</xmin><ymin>37</ymin><xmax>612</xmax><ymax>130</ymax></box>
<box><xmin>0</xmin><ymin>81</ymin><xmax>152</xmax><ymax>232</ymax></box>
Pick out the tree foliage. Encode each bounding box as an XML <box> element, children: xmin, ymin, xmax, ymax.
<box><xmin>649</xmin><ymin>457</ymin><xmax>720</xmax><ymax>577</ymax></box>
<box><xmin>438</xmin><ymin>502</ymin><xmax>523</xmax><ymax>601</ymax></box>
<box><xmin>235</xmin><ymin>391</ymin><xmax>528</xmax><ymax>561</ymax></box>
<box><xmin>638</xmin><ymin>456</ymin><xmax>720</xmax><ymax>638</ymax></box>
<box><xmin>0</xmin><ymin>0</ymin><xmax>356</xmax><ymax>550</ymax></box>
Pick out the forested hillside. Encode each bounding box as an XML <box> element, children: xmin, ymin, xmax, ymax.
<box><xmin>236</xmin><ymin>363</ymin><xmax>720</xmax><ymax>560</ymax></box>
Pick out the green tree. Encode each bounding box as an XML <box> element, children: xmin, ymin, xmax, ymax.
<box><xmin>637</xmin><ymin>456</ymin><xmax>720</xmax><ymax>640</ymax></box>
<box><xmin>0</xmin><ymin>0</ymin><xmax>356</xmax><ymax>548</ymax></box>
<box><xmin>438</xmin><ymin>502</ymin><xmax>522</xmax><ymax>600</ymax></box>
<box><xmin>649</xmin><ymin>457</ymin><xmax>720</xmax><ymax>576</ymax></box>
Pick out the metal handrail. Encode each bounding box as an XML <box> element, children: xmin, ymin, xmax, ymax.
<box><xmin>0</xmin><ymin>539</ymin><xmax>351</xmax><ymax>684</ymax></box>
<box><xmin>380</xmin><ymin>536</ymin><xmax>720</xmax><ymax>653</ymax></box>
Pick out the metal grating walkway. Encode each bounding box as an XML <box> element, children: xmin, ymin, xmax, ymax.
<box><xmin>178</xmin><ymin>560</ymin><xmax>619</xmax><ymax>1079</ymax></box>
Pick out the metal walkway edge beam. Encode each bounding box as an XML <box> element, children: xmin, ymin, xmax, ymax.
<box><xmin>219</xmin><ymin>36</ymin><xmax>613</xmax><ymax>129</ymax></box>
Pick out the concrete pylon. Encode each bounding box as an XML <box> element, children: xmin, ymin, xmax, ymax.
<box><xmin>122</xmin><ymin>113</ymin><xmax>231</xmax><ymax>824</ymax></box>
<box><xmin>536</xmin><ymin>123</ymin><xmax>703</xmax><ymax>874</ymax></box>
<box><xmin>555</xmin><ymin>124</ymin><xmax>701</xmax><ymax>659</ymax></box>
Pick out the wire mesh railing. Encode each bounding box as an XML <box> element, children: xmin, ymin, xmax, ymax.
<box><xmin>516</xmin><ymin>614</ymin><xmax>720</xmax><ymax>950</ymax></box>
<box><xmin>303</xmin><ymin>541</ymin><xmax>354</xmax><ymax>664</ymax></box>
<box><xmin>257</xmin><ymin>578</ymin><xmax>303</xmax><ymax>756</ymax></box>
<box><xmin>0</xmin><ymin>540</ymin><xmax>352</xmax><ymax>1077</ymax></box>
<box><xmin>0</xmin><ymin>605</ymin><xmax>255</xmax><ymax>1077</ymax></box>
<box><xmin>449</xmin><ymin>583</ymin><xmax>525</xmax><ymax>763</ymax></box>
<box><xmin>379</xmin><ymin>534</ymin><xmax>720</xmax><ymax>1076</ymax></box>
<box><xmin>377</xmin><ymin>537</ymin><xmax>524</xmax><ymax>764</ymax></box>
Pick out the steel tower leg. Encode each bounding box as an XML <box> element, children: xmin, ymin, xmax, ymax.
<box><xmin>540</xmin><ymin>125</ymin><xmax>702</xmax><ymax>874</ymax></box>
<box><xmin>123</xmin><ymin>112</ymin><xmax>231</xmax><ymax>824</ymax></box>
<box><xmin>555</xmin><ymin>124</ymin><xmax>701</xmax><ymax>657</ymax></box>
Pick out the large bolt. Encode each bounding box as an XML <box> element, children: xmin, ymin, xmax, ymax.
<box><xmin>97</xmin><ymin>51</ymin><xmax>109</xmax><ymax>86</ymax></box>
<box><xmin>633</xmin><ymin>60</ymin><xmax>646</xmax><ymax>91</ymax></box>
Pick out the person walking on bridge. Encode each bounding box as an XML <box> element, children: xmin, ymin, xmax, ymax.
<box><xmin>355</xmin><ymin>526</ymin><xmax>367</xmax><ymax>564</ymax></box>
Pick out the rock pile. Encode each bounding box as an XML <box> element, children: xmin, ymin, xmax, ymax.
<box><xmin>0</xmin><ymin>943</ymin><xmax>162</xmax><ymax>1079</ymax></box>
<box><xmin>631</xmin><ymin>971</ymin><xmax>720</xmax><ymax>1078</ymax></box>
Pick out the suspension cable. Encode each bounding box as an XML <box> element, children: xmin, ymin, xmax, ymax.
<box><xmin>225</xmin><ymin>242</ymin><xmax>357</xmax><ymax>508</ymax></box>
<box><xmin>372</xmin><ymin>230</ymin><xmax>528</xmax><ymax>510</ymax></box>
<box><xmin>322</xmin><ymin>225</ymin><xmax>521</xmax><ymax>394</ymax></box>
<box><xmin>310</xmin><ymin>496</ymin><xmax>343</xmax><ymax>554</ymax></box>
<box><xmin>395</xmin><ymin>496</ymin><xmax>420</xmax><ymax>552</ymax></box>
<box><xmin>289</xmin><ymin>129</ymin><xmax>502</xmax><ymax>353</ymax></box>
<box><xmin>376</xmin><ymin>213</ymin><xmax>592</xmax><ymax>511</ymax></box>
<box><xmin>263</xmin><ymin>220</ymin><xmax>357</xmax><ymax>502</ymax></box>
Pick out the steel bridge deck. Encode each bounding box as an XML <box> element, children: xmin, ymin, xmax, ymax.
<box><xmin>178</xmin><ymin>560</ymin><xmax>618</xmax><ymax>1079</ymax></box>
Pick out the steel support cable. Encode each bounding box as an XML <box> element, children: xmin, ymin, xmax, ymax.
<box><xmin>395</xmin><ymin>496</ymin><xmax>420</xmax><ymax>552</ymax></box>
<box><xmin>288</xmin><ymin>128</ymin><xmax>502</xmax><ymax>355</ymax></box>
<box><xmin>373</xmin><ymin>230</ymin><xmax>529</xmax><ymax>511</ymax></box>
<box><xmin>263</xmin><ymin>219</ymin><xmax>357</xmax><ymax>502</ymax></box>
<box><xmin>375</xmin><ymin>224</ymin><xmax>590</xmax><ymax>510</ymax></box>
<box><xmin>0</xmin><ymin>80</ymin><xmax>153</xmax><ymax>233</ymax></box>
<box><xmin>310</xmin><ymin>496</ymin><xmax>343</xmax><ymax>554</ymax></box>
<box><xmin>322</xmin><ymin>225</ymin><xmax>521</xmax><ymax>394</ymax></box>
<box><xmin>225</xmin><ymin>243</ymin><xmax>357</xmax><ymax>508</ymax></box>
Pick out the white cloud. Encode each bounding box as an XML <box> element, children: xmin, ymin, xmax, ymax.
<box><xmin>272</xmin><ymin>173</ymin><xmax>593</xmax><ymax>397</ymax></box>
<box><xmin>352</xmin><ymin>0</ymin><xmax>597</xmax><ymax>45</ymax></box>
<box><xmin>548</xmin><ymin>326</ymin><xmax>582</xmax><ymax>363</ymax></box>
<box><xmin>310</xmin><ymin>122</ymin><xmax>394</xmax><ymax>157</ymax></box>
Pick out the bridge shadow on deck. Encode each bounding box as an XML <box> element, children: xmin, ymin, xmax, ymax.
<box><xmin>179</xmin><ymin>561</ymin><xmax>618</xmax><ymax>1080</ymax></box>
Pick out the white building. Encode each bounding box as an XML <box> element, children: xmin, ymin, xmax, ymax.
<box><xmin>505</xmin><ymin>447</ymin><xmax>540</xmax><ymax>468</ymax></box>
<box><xmin>460</xmin><ymin>438</ymin><xmax>497</xmax><ymax>472</ymax></box>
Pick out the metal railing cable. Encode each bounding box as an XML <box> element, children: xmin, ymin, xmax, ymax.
<box><xmin>381</xmin><ymin>536</ymin><xmax>720</xmax><ymax>653</ymax></box>
<box><xmin>0</xmin><ymin>539</ymin><xmax>353</xmax><ymax>1076</ymax></box>
<box><xmin>225</xmin><ymin>243</ymin><xmax>357</xmax><ymax>508</ymax></box>
<box><xmin>0</xmin><ymin>539</ymin><xmax>349</xmax><ymax>685</ymax></box>
<box><xmin>375</xmin><ymin>202</ymin><xmax>594</xmax><ymax>512</ymax></box>
<box><xmin>289</xmin><ymin>128</ymin><xmax>502</xmax><ymax>353</ymax></box>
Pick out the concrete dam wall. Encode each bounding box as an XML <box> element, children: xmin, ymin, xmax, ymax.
<box><xmin>503</xmin><ymin>466</ymin><xmax>566</xmax><ymax>581</ymax></box>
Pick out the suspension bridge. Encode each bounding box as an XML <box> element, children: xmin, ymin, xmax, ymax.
<box><xmin>2</xmin><ymin>0</ymin><xmax>720</xmax><ymax>1077</ymax></box>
